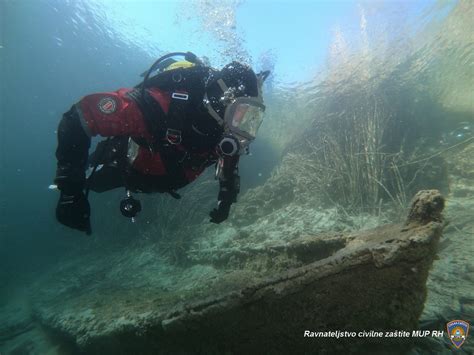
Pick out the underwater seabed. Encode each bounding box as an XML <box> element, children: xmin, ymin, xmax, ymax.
<box><xmin>1</xmin><ymin>144</ymin><xmax>473</xmax><ymax>354</ymax></box>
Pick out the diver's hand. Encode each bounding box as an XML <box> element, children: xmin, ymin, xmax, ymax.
<box><xmin>209</xmin><ymin>201</ymin><xmax>231</xmax><ymax>224</ymax></box>
<box><xmin>56</xmin><ymin>191</ymin><xmax>92</xmax><ymax>235</ymax></box>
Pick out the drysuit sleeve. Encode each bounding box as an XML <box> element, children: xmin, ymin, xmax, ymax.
<box><xmin>55</xmin><ymin>90</ymin><xmax>148</xmax><ymax>193</ymax></box>
<box><xmin>209</xmin><ymin>155</ymin><xmax>240</xmax><ymax>224</ymax></box>
<box><xmin>218</xmin><ymin>155</ymin><xmax>240</xmax><ymax>205</ymax></box>
<box><xmin>55</xmin><ymin>105</ymin><xmax>91</xmax><ymax>194</ymax></box>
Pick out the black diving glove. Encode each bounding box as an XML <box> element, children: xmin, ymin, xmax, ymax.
<box><xmin>209</xmin><ymin>201</ymin><xmax>232</xmax><ymax>224</ymax></box>
<box><xmin>56</xmin><ymin>191</ymin><xmax>92</xmax><ymax>235</ymax></box>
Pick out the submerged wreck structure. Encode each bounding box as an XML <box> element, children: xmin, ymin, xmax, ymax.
<box><xmin>29</xmin><ymin>190</ymin><xmax>445</xmax><ymax>354</ymax></box>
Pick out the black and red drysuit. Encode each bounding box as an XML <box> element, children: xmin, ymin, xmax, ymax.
<box><xmin>55</xmin><ymin>71</ymin><xmax>241</xmax><ymax>234</ymax></box>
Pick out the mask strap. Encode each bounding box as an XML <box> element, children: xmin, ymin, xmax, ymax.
<box><xmin>204</xmin><ymin>93</ymin><xmax>225</xmax><ymax>125</ymax></box>
<box><xmin>217</xmin><ymin>79</ymin><xmax>229</xmax><ymax>93</ymax></box>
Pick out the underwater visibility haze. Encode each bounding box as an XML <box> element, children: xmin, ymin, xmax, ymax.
<box><xmin>1</xmin><ymin>0</ymin><xmax>473</xmax><ymax>353</ymax></box>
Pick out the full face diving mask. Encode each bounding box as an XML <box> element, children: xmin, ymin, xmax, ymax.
<box><xmin>206</xmin><ymin>70</ymin><xmax>270</xmax><ymax>156</ymax></box>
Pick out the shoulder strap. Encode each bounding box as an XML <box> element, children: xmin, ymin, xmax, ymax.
<box><xmin>159</xmin><ymin>66</ymin><xmax>210</xmax><ymax>138</ymax></box>
<box><xmin>127</xmin><ymin>66</ymin><xmax>215</xmax><ymax>184</ymax></box>
<box><xmin>130</xmin><ymin>66</ymin><xmax>211</xmax><ymax>142</ymax></box>
<box><xmin>127</xmin><ymin>89</ymin><xmax>188</xmax><ymax>184</ymax></box>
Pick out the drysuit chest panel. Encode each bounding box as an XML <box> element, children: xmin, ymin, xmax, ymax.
<box><xmin>80</xmin><ymin>87</ymin><xmax>218</xmax><ymax>185</ymax></box>
<box><xmin>127</xmin><ymin>140</ymin><xmax>167</xmax><ymax>176</ymax></box>
<box><xmin>127</xmin><ymin>138</ymin><xmax>218</xmax><ymax>182</ymax></box>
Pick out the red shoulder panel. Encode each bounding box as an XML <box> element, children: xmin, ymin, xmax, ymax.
<box><xmin>77</xmin><ymin>88</ymin><xmax>149</xmax><ymax>138</ymax></box>
<box><xmin>148</xmin><ymin>88</ymin><xmax>171</xmax><ymax>114</ymax></box>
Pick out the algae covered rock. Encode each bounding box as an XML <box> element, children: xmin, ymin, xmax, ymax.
<box><xmin>30</xmin><ymin>190</ymin><xmax>445</xmax><ymax>354</ymax></box>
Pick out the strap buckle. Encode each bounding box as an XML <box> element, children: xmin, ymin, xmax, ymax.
<box><xmin>166</xmin><ymin>129</ymin><xmax>182</xmax><ymax>145</ymax></box>
<box><xmin>171</xmin><ymin>92</ymin><xmax>189</xmax><ymax>100</ymax></box>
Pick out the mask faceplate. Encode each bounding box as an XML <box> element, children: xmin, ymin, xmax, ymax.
<box><xmin>224</xmin><ymin>97</ymin><xmax>265</xmax><ymax>140</ymax></box>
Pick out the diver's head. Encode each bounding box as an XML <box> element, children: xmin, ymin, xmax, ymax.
<box><xmin>204</xmin><ymin>62</ymin><xmax>269</xmax><ymax>155</ymax></box>
<box><xmin>206</xmin><ymin>62</ymin><xmax>259</xmax><ymax>115</ymax></box>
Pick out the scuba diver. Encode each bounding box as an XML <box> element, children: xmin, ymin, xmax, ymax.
<box><xmin>54</xmin><ymin>52</ymin><xmax>270</xmax><ymax>235</ymax></box>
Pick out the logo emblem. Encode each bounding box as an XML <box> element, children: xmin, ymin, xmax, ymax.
<box><xmin>447</xmin><ymin>320</ymin><xmax>469</xmax><ymax>349</ymax></box>
<box><xmin>166</xmin><ymin>129</ymin><xmax>182</xmax><ymax>145</ymax></box>
<box><xmin>98</xmin><ymin>97</ymin><xmax>117</xmax><ymax>114</ymax></box>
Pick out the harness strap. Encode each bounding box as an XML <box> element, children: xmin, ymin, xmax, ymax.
<box><xmin>127</xmin><ymin>89</ymin><xmax>188</xmax><ymax>186</ymax></box>
<box><xmin>127</xmin><ymin>66</ymin><xmax>216</xmax><ymax>186</ymax></box>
